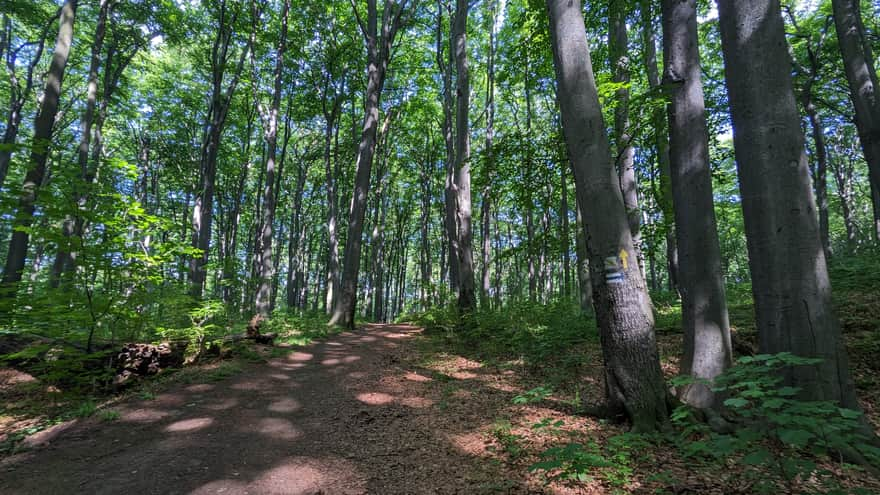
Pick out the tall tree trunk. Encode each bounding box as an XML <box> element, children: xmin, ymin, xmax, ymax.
<box><xmin>453</xmin><ymin>0</ymin><xmax>476</xmax><ymax>313</ymax></box>
<box><xmin>640</xmin><ymin>0</ymin><xmax>678</xmax><ymax>292</ymax></box>
<box><xmin>832</xmin><ymin>0</ymin><xmax>880</xmax><ymax>199</ymax></box>
<box><xmin>717</xmin><ymin>0</ymin><xmax>859</xmax><ymax>409</ymax></box>
<box><xmin>254</xmin><ymin>0</ymin><xmax>289</xmax><ymax>317</ymax></box>
<box><xmin>330</xmin><ymin>0</ymin><xmax>409</xmax><ymax>328</ymax></box>
<box><xmin>547</xmin><ymin>0</ymin><xmax>669</xmax><ymax>432</ymax></box>
<box><xmin>50</xmin><ymin>0</ymin><xmax>111</xmax><ymax>289</ymax></box>
<box><xmin>420</xmin><ymin>133</ymin><xmax>434</xmax><ymax>309</ymax></box>
<box><xmin>0</xmin><ymin>15</ymin><xmax>51</xmax><ymax>190</ymax></box>
<box><xmin>832</xmin><ymin>154</ymin><xmax>858</xmax><ymax>248</ymax></box>
<box><xmin>871</xmin><ymin>179</ymin><xmax>880</xmax><ymax>243</ymax></box>
<box><xmin>190</xmin><ymin>0</ymin><xmax>251</xmax><ymax>298</ymax></box>
<box><xmin>438</xmin><ymin>1</ymin><xmax>459</xmax><ymax>297</ymax></box>
<box><xmin>561</xmin><ymin>165</ymin><xmax>571</xmax><ymax>299</ymax></box>
<box><xmin>575</xmin><ymin>199</ymin><xmax>593</xmax><ymax>314</ymax></box>
<box><xmin>480</xmin><ymin>0</ymin><xmax>498</xmax><ymax>309</ymax></box>
<box><xmin>805</xmin><ymin>97</ymin><xmax>831</xmax><ymax>258</ymax></box>
<box><xmin>610</xmin><ymin>0</ymin><xmax>641</xmax><ymax>259</ymax></box>
<box><xmin>662</xmin><ymin>0</ymin><xmax>732</xmax><ymax>409</ymax></box>
<box><xmin>2</xmin><ymin>0</ymin><xmax>78</xmax><ymax>296</ymax></box>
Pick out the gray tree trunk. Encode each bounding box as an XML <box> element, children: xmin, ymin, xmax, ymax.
<box><xmin>330</xmin><ymin>0</ymin><xmax>408</xmax><ymax>328</ymax></box>
<box><xmin>610</xmin><ymin>0</ymin><xmax>641</xmax><ymax>258</ymax></box>
<box><xmin>2</xmin><ymin>0</ymin><xmax>78</xmax><ymax>295</ymax></box>
<box><xmin>437</xmin><ymin>1</ymin><xmax>459</xmax><ymax>296</ymax></box>
<box><xmin>322</xmin><ymin>87</ymin><xmax>343</xmax><ymax>315</ymax></box>
<box><xmin>662</xmin><ymin>0</ymin><xmax>732</xmax><ymax>409</ymax></box>
<box><xmin>50</xmin><ymin>0</ymin><xmax>111</xmax><ymax>289</ymax></box>
<box><xmin>190</xmin><ymin>0</ymin><xmax>250</xmax><ymax>298</ymax></box>
<box><xmin>0</xmin><ymin>15</ymin><xmax>51</xmax><ymax>191</ymax></box>
<box><xmin>640</xmin><ymin>0</ymin><xmax>678</xmax><ymax>293</ymax></box>
<box><xmin>419</xmin><ymin>134</ymin><xmax>433</xmax><ymax>308</ymax></box>
<box><xmin>453</xmin><ymin>0</ymin><xmax>476</xmax><ymax>313</ymax></box>
<box><xmin>254</xmin><ymin>0</ymin><xmax>289</xmax><ymax>317</ymax></box>
<box><xmin>575</xmin><ymin>201</ymin><xmax>593</xmax><ymax>315</ymax></box>
<box><xmin>832</xmin><ymin>0</ymin><xmax>880</xmax><ymax>200</ymax></box>
<box><xmin>717</xmin><ymin>0</ymin><xmax>860</xmax><ymax>409</ymax></box>
<box><xmin>480</xmin><ymin>0</ymin><xmax>498</xmax><ymax>309</ymax></box>
<box><xmin>547</xmin><ymin>0</ymin><xmax>669</xmax><ymax>432</ymax></box>
<box><xmin>561</xmin><ymin>164</ymin><xmax>571</xmax><ymax>299</ymax></box>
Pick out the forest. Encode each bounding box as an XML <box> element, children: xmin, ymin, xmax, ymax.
<box><xmin>1</xmin><ymin>0</ymin><xmax>880</xmax><ymax>493</ymax></box>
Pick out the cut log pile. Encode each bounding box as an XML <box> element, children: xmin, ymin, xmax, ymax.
<box><xmin>114</xmin><ymin>342</ymin><xmax>187</xmax><ymax>386</ymax></box>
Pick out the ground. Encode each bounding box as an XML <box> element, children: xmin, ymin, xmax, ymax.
<box><xmin>1</xmin><ymin>324</ymin><xmax>878</xmax><ymax>494</ymax></box>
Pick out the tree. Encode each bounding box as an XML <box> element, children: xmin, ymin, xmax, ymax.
<box><xmin>609</xmin><ymin>0</ymin><xmax>641</xmax><ymax>257</ymax></box>
<box><xmin>717</xmin><ymin>0</ymin><xmax>860</xmax><ymax>408</ymax></box>
<box><xmin>254</xmin><ymin>0</ymin><xmax>291</xmax><ymax>317</ymax></box>
<box><xmin>832</xmin><ymin>0</ymin><xmax>880</xmax><ymax>228</ymax></box>
<box><xmin>330</xmin><ymin>0</ymin><xmax>410</xmax><ymax>328</ymax></box>
<box><xmin>0</xmin><ymin>10</ymin><xmax>54</xmax><ymax>190</ymax></box>
<box><xmin>189</xmin><ymin>0</ymin><xmax>252</xmax><ymax>298</ymax></box>
<box><xmin>546</xmin><ymin>0</ymin><xmax>669</xmax><ymax>432</ymax></box>
<box><xmin>2</xmin><ymin>0</ymin><xmax>78</xmax><ymax>298</ymax></box>
<box><xmin>452</xmin><ymin>0</ymin><xmax>476</xmax><ymax>313</ymax></box>
<box><xmin>661</xmin><ymin>0</ymin><xmax>732</xmax><ymax>409</ymax></box>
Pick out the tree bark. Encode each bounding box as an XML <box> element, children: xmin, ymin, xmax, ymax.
<box><xmin>2</xmin><ymin>0</ymin><xmax>78</xmax><ymax>296</ymax></box>
<box><xmin>0</xmin><ymin>14</ymin><xmax>52</xmax><ymax>191</ymax></box>
<box><xmin>330</xmin><ymin>0</ymin><xmax>409</xmax><ymax>328</ymax></box>
<box><xmin>453</xmin><ymin>0</ymin><xmax>476</xmax><ymax>314</ymax></box>
<box><xmin>50</xmin><ymin>0</ymin><xmax>112</xmax><ymax>289</ymax></box>
<box><xmin>254</xmin><ymin>0</ymin><xmax>289</xmax><ymax>317</ymax></box>
<box><xmin>575</xmin><ymin>201</ymin><xmax>593</xmax><ymax>315</ymax></box>
<box><xmin>832</xmin><ymin>0</ymin><xmax>880</xmax><ymax>201</ymax></box>
<box><xmin>640</xmin><ymin>0</ymin><xmax>678</xmax><ymax>292</ymax></box>
<box><xmin>662</xmin><ymin>0</ymin><xmax>732</xmax><ymax>409</ymax></box>
<box><xmin>190</xmin><ymin>0</ymin><xmax>251</xmax><ymax>298</ymax></box>
<box><xmin>437</xmin><ymin>1</ymin><xmax>459</xmax><ymax>297</ymax></box>
<box><xmin>610</xmin><ymin>0</ymin><xmax>642</xmax><ymax>259</ymax></box>
<box><xmin>480</xmin><ymin>0</ymin><xmax>498</xmax><ymax>309</ymax></box>
<box><xmin>717</xmin><ymin>0</ymin><xmax>860</xmax><ymax>409</ymax></box>
<box><xmin>547</xmin><ymin>0</ymin><xmax>669</xmax><ymax>432</ymax></box>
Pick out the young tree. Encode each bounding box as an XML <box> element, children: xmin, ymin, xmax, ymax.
<box><xmin>662</xmin><ymin>0</ymin><xmax>731</xmax><ymax>409</ymax></box>
<box><xmin>717</xmin><ymin>0</ymin><xmax>860</xmax><ymax>408</ymax></box>
<box><xmin>546</xmin><ymin>0</ymin><xmax>669</xmax><ymax>432</ymax></box>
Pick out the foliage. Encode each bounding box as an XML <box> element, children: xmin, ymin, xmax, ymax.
<box><xmin>671</xmin><ymin>353</ymin><xmax>880</xmax><ymax>494</ymax></box>
<box><xmin>529</xmin><ymin>434</ymin><xmax>647</xmax><ymax>489</ymax></box>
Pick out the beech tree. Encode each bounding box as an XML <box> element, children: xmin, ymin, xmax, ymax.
<box><xmin>547</xmin><ymin>0</ymin><xmax>668</xmax><ymax>432</ymax></box>
<box><xmin>2</xmin><ymin>0</ymin><xmax>78</xmax><ymax>298</ymax></box>
<box><xmin>832</xmin><ymin>0</ymin><xmax>880</xmax><ymax>232</ymax></box>
<box><xmin>330</xmin><ymin>0</ymin><xmax>410</xmax><ymax>328</ymax></box>
<box><xmin>717</xmin><ymin>0</ymin><xmax>860</xmax><ymax>408</ymax></box>
<box><xmin>662</xmin><ymin>0</ymin><xmax>731</xmax><ymax>409</ymax></box>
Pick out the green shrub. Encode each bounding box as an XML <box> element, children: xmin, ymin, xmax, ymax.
<box><xmin>671</xmin><ymin>353</ymin><xmax>880</xmax><ymax>494</ymax></box>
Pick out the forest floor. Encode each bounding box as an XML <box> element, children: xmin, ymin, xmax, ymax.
<box><xmin>2</xmin><ymin>321</ymin><xmax>879</xmax><ymax>494</ymax></box>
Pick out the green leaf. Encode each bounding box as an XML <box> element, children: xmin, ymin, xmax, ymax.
<box><xmin>777</xmin><ymin>428</ymin><xmax>814</xmax><ymax>448</ymax></box>
<box><xmin>723</xmin><ymin>397</ymin><xmax>749</xmax><ymax>408</ymax></box>
<box><xmin>742</xmin><ymin>449</ymin><xmax>772</xmax><ymax>465</ymax></box>
<box><xmin>838</xmin><ymin>408</ymin><xmax>862</xmax><ymax>419</ymax></box>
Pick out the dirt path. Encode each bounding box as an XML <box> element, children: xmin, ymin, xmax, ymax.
<box><xmin>0</xmin><ymin>325</ymin><xmax>519</xmax><ymax>495</ymax></box>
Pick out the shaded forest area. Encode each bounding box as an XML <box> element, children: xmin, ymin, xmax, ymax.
<box><xmin>1</xmin><ymin>0</ymin><xmax>880</xmax><ymax>492</ymax></box>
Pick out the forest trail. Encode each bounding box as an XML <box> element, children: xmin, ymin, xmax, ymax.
<box><xmin>0</xmin><ymin>325</ymin><xmax>517</xmax><ymax>495</ymax></box>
